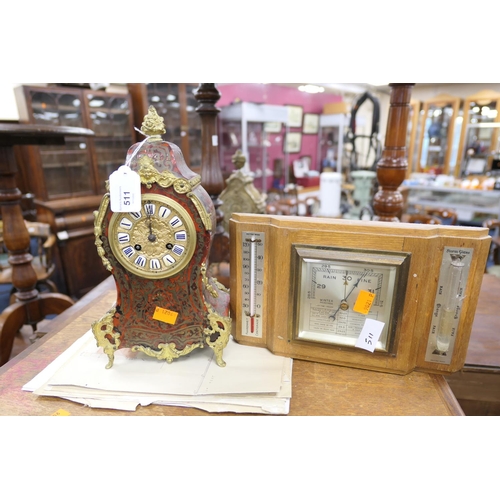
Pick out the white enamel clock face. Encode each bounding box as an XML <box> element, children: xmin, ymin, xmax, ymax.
<box><xmin>109</xmin><ymin>193</ymin><xmax>196</xmax><ymax>279</ymax></box>
<box><xmin>293</xmin><ymin>246</ymin><xmax>410</xmax><ymax>352</ymax></box>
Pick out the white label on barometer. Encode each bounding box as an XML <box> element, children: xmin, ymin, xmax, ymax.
<box><xmin>241</xmin><ymin>231</ymin><xmax>265</xmax><ymax>338</ymax></box>
<box><xmin>424</xmin><ymin>246</ymin><xmax>473</xmax><ymax>364</ymax></box>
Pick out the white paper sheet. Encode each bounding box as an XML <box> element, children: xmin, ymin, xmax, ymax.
<box><xmin>23</xmin><ymin>330</ymin><xmax>292</xmax><ymax>414</ymax></box>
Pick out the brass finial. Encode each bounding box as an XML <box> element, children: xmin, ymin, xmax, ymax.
<box><xmin>231</xmin><ymin>149</ymin><xmax>246</xmax><ymax>170</ymax></box>
<box><xmin>141</xmin><ymin>105</ymin><xmax>166</xmax><ymax>136</ymax></box>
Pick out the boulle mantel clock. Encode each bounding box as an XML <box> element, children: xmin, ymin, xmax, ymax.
<box><xmin>92</xmin><ymin>106</ymin><xmax>231</xmax><ymax>369</ymax></box>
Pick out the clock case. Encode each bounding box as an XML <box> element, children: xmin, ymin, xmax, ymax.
<box><xmin>230</xmin><ymin>213</ymin><xmax>491</xmax><ymax>375</ymax></box>
<box><xmin>92</xmin><ymin>107</ymin><xmax>231</xmax><ymax>369</ymax></box>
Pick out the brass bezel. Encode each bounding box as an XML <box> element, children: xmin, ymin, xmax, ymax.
<box><xmin>109</xmin><ymin>193</ymin><xmax>196</xmax><ymax>279</ymax></box>
<box><xmin>289</xmin><ymin>244</ymin><xmax>411</xmax><ymax>355</ymax></box>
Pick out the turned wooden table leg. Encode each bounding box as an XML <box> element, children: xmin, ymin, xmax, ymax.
<box><xmin>0</xmin><ymin>125</ymin><xmax>86</xmax><ymax>365</ymax></box>
<box><xmin>0</xmin><ymin>145</ymin><xmax>39</xmax><ymax>301</ymax></box>
<box><xmin>0</xmin><ymin>145</ymin><xmax>39</xmax><ymax>363</ymax></box>
<box><xmin>372</xmin><ymin>83</ymin><xmax>415</xmax><ymax>221</ymax></box>
<box><xmin>194</xmin><ymin>84</ymin><xmax>230</xmax><ymax>276</ymax></box>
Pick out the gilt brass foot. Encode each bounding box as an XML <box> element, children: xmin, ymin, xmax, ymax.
<box><xmin>91</xmin><ymin>307</ymin><xmax>119</xmax><ymax>369</ymax></box>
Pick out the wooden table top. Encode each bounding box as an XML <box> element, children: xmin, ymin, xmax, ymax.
<box><xmin>463</xmin><ymin>273</ymin><xmax>500</xmax><ymax>369</ymax></box>
<box><xmin>0</xmin><ymin>123</ymin><xmax>94</xmax><ymax>146</ymax></box>
<box><xmin>0</xmin><ymin>277</ymin><xmax>464</xmax><ymax>416</ymax></box>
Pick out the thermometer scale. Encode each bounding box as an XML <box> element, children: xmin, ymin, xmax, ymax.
<box><xmin>425</xmin><ymin>246</ymin><xmax>473</xmax><ymax>364</ymax></box>
<box><xmin>241</xmin><ymin>231</ymin><xmax>265</xmax><ymax>338</ymax></box>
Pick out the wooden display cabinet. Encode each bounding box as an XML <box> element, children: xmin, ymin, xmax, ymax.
<box><xmin>416</xmin><ymin>94</ymin><xmax>462</xmax><ymax>175</ymax></box>
<box><xmin>14</xmin><ymin>84</ymin><xmax>136</xmax><ymax>298</ymax></box>
<box><xmin>127</xmin><ymin>83</ymin><xmax>202</xmax><ymax>172</ymax></box>
<box><xmin>455</xmin><ymin>89</ymin><xmax>500</xmax><ymax>177</ymax></box>
<box><xmin>318</xmin><ymin>113</ymin><xmax>346</xmax><ymax>173</ymax></box>
<box><xmin>218</xmin><ymin>102</ymin><xmax>289</xmax><ymax>193</ymax></box>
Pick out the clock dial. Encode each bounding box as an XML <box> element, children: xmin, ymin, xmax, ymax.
<box><xmin>109</xmin><ymin>193</ymin><xmax>196</xmax><ymax>279</ymax></box>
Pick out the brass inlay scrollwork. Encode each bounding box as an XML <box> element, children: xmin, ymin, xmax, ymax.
<box><xmin>132</xmin><ymin>342</ymin><xmax>202</xmax><ymax>363</ymax></box>
<box><xmin>204</xmin><ymin>305</ymin><xmax>232</xmax><ymax>368</ymax></box>
<box><xmin>201</xmin><ymin>262</ymin><xmax>218</xmax><ymax>298</ymax></box>
<box><xmin>137</xmin><ymin>156</ymin><xmax>210</xmax><ymax>231</ymax></box>
<box><xmin>137</xmin><ymin>156</ymin><xmax>201</xmax><ymax>192</ymax></box>
<box><xmin>94</xmin><ymin>193</ymin><xmax>113</xmax><ymax>272</ymax></box>
<box><xmin>91</xmin><ymin>307</ymin><xmax>120</xmax><ymax>369</ymax></box>
<box><xmin>187</xmin><ymin>192</ymin><xmax>212</xmax><ymax>231</ymax></box>
<box><xmin>174</xmin><ymin>177</ymin><xmax>201</xmax><ymax>193</ymax></box>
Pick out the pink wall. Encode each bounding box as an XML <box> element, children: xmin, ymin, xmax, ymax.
<box><xmin>216</xmin><ymin>84</ymin><xmax>343</xmax><ymax>190</ymax></box>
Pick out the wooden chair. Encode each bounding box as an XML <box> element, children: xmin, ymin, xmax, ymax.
<box><xmin>265</xmin><ymin>183</ymin><xmax>301</xmax><ymax>216</ymax></box>
<box><xmin>406</xmin><ymin>213</ymin><xmax>442</xmax><ymax>224</ymax></box>
<box><xmin>0</xmin><ymin>220</ymin><xmax>58</xmax><ymax>302</ymax></box>
<box><xmin>427</xmin><ymin>208</ymin><xmax>458</xmax><ymax>225</ymax></box>
<box><xmin>302</xmin><ymin>196</ymin><xmax>320</xmax><ymax>216</ymax></box>
<box><xmin>265</xmin><ymin>197</ymin><xmax>299</xmax><ymax>215</ymax></box>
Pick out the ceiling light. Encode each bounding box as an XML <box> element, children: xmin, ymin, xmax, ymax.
<box><xmin>298</xmin><ymin>84</ymin><xmax>325</xmax><ymax>94</ymax></box>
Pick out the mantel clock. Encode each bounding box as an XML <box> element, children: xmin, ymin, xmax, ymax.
<box><xmin>230</xmin><ymin>213</ymin><xmax>490</xmax><ymax>375</ymax></box>
<box><xmin>92</xmin><ymin>106</ymin><xmax>231</xmax><ymax>369</ymax></box>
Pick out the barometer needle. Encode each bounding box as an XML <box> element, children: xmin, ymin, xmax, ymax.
<box><xmin>329</xmin><ymin>271</ymin><xmax>368</xmax><ymax>320</ymax></box>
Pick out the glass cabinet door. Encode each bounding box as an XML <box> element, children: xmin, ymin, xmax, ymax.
<box><xmin>219</xmin><ymin>102</ymin><xmax>289</xmax><ymax>194</ymax></box>
<box><xmin>406</xmin><ymin>100</ymin><xmax>421</xmax><ymax>177</ymax></box>
<box><xmin>219</xmin><ymin>119</ymin><xmax>242</xmax><ymax>178</ymax></box>
<box><xmin>29</xmin><ymin>89</ymin><xmax>93</xmax><ymax>198</ymax></box>
<box><xmin>319</xmin><ymin>126</ymin><xmax>340</xmax><ymax>171</ymax></box>
<box><xmin>146</xmin><ymin>83</ymin><xmax>182</xmax><ymax>144</ymax></box>
<box><xmin>417</xmin><ymin>94</ymin><xmax>462</xmax><ymax>175</ymax></box>
<box><xmin>185</xmin><ymin>84</ymin><xmax>202</xmax><ymax>170</ymax></box>
<box><xmin>144</xmin><ymin>83</ymin><xmax>202</xmax><ymax>170</ymax></box>
<box><xmin>219</xmin><ymin>121</ymin><xmax>269</xmax><ymax>190</ymax></box>
<box><xmin>456</xmin><ymin>90</ymin><xmax>500</xmax><ymax>177</ymax></box>
<box><xmin>318</xmin><ymin>113</ymin><xmax>345</xmax><ymax>174</ymax></box>
<box><xmin>84</xmin><ymin>91</ymin><xmax>134</xmax><ymax>192</ymax></box>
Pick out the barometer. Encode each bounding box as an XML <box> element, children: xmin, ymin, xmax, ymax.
<box><xmin>292</xmin><ymin>246</ymin><xmax>410</xmax><ymax>353</ymax></box>
<box><xmin>230</xmin><ymin>213</ymin><xmax>490</xmax><ymax>375</ymax></box>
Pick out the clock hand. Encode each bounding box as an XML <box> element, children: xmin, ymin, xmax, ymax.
<box><xmin>148</xmin><ymin>222</ymin><xmax>157</xmax><ymax>242</ymax></box>
<box><xmin>146</xmin><ymin>205</ymin><xmax>157</xmax><ymax>242</ymax></box>
<box><xmin>329</xmin><ymin>271</ymin><xmax>368</xmax><ymax>320</ymax></box>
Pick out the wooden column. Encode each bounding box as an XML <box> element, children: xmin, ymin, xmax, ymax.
<box><xmin>372</xmin><ymin>83</ymin><xmax>415</xmax><ymax>221</ymax></box>
<box><xmin>194</xmin><ymin>84</ymin><xmax>230</xmax><ymax>270</ymax></box>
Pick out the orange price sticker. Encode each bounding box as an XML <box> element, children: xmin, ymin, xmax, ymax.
<box><xmin>353</xmin><ymin>290</ymin><xmax>376</xmax><ymax>315</ymax></box>
<box><xmin>52</xmin><ymin>409</ymin><xmax>71</xmax><ymax>416</ymax></box>
<box><xmin>153</xmin><ymin>306</ymin><xmax>179</xmax><ymax>325</ymax></box>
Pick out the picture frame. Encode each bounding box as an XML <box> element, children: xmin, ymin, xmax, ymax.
<box><xmin>284</xmin><ymin>132</ymin><xmax>302</xmax><ymax>154</ymax></box>
<box><xmin>287</xmin><ymin>105</ymin><xmax>303</xmax><ymax>128</ymax></box>
<box><xmin>263</xmin><ymin>121</ymin><xmax>282</xmax><ymax>133</ymax></box>
<box><xmin>303</xmin><ymin>113</ymin><xmax>320</xmax><ymax>134</ymax></box>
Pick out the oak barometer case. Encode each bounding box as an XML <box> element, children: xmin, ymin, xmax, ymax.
<box><xmin>230</xmin><ymin>213</ymin><xmax>490</xmax><ymax>375</ymax></box>
<box><xmin>92</xmin><ymin>106</ymin><xmax>231</xmax><ymax>369</ymax></box>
